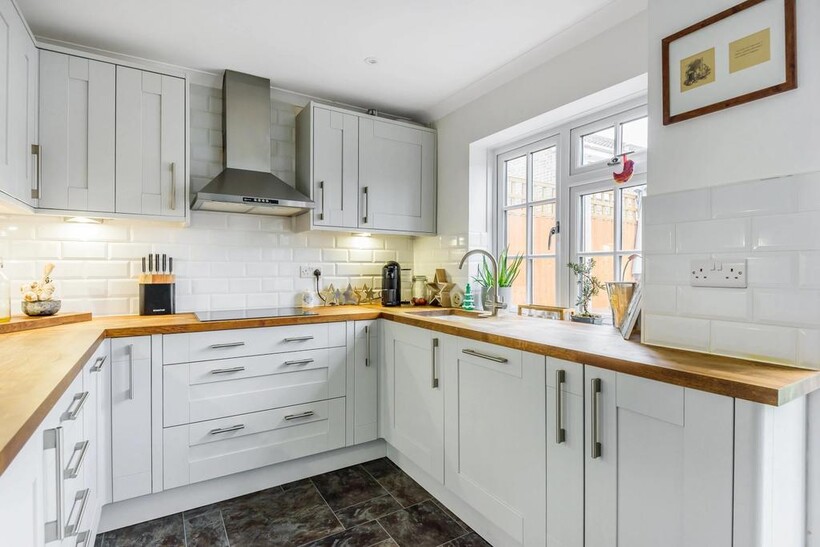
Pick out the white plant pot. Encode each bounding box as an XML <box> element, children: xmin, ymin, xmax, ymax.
<box><xmin>498</xmin><ymin>287</ymin><xmax>513</xmax><ymax>311</ymax></box>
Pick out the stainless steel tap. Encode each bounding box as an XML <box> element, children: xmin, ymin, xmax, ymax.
<box><xmin>459</xmin><ymin>249</ymin><xmax>504</xmax><ymax>318</ymax></box>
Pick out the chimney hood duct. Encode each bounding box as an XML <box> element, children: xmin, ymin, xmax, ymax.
<box><xmin>191</xmin><ymin>70</ymin><xmax>314</xmax><ymax>216</ymax></box>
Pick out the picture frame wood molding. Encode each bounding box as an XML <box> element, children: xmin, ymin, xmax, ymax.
<box><xmin>662</xmin><ymin>0</ymin><xmax>797</xmax><ymax>125</ymax></box>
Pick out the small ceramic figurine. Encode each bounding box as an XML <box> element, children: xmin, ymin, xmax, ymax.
<box><xmin>343</xmin><ymin>284</ymin><xmax>359</xmax><ymax>305</ymax></box>
<box><xmin>20</xmin><ymin>263</ymin><xmax>61</xmax><ymax>316</ymax></box>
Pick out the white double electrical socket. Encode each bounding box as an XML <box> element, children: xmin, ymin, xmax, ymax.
<box><xmin>299</xmin><ymin>266</ymin><xmax>318</xmax><ymax>278</ymax></box>
<box><xmin>690</xmin><ymin>259</ymin><xmax>747</xmax><ymax>288</ymax></box>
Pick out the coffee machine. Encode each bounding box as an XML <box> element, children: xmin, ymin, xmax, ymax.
<box><xmin>381</xmin><ymin>261</ymin><xmax>402</xmax><ymax>307</ymax></box>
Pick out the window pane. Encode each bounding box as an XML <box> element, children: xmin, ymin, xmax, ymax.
<box><xmin>581</xmin><ymin>191</ymin><xmax>614</xmax><ymax>252</ymax></box>
<box><xmin>532</xmin><ymin>147</ymin><xmax>556</xmax><ymax>201</ymax></box>
<box><xmin>532</xmin><ymin>203</ymin><xmax>556</xmax><ymax>255</ymax></box>
<box><xmin>509</xmin><ymin>262</ymin><xmax>528</xmax><ymax>308</ymax></box>
<box><xmin>621</xmin><ymin>117</ymin><xmax>648</xmax><ymax>155</ymax></box>
<box><xmin>577</xmin><ymin>256</ymin><xmax>614</xmax><ymax>315</ymax></box>
<box><xmin>505</xmin><ymin>156</ymin><xmax>527</xmax><ymax>206</ymax></box>
<box><xmin>505</xmin><ymin>207</ymin><xmax>527</xmax><ymax>256</ymax></box>
<box><xmin>620</xmin><ymin>254</ymin><xmax>643</xmax><ymax>283</ymax></box>
<box><xmin>532</xmin><ymin>258</ymin><xmax>557</xmax><ymax>306</ymax></box>
<box><xmin>581</xmin><ymin>126</ymin><xmax>615</xmax><ymax>165</ymax></box>
<box><xmin>620</xmin><ymin>185</ymin><xmax>645</xmax><ymax>251</ymax></box>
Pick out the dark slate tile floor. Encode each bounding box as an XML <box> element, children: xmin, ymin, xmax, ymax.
<box><xmin>95</xmin><ymin>458</ymin><xmax>492</xmax><ymax>547</ymax></box>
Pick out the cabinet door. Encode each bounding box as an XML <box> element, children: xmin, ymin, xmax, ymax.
<box><xmin>546</xmin><ymin>358</ymin><xmax>584</xmax><ymax>547</ymax></box>
<box><xmin>353</xmin><ymin>320</ymin><xmax>379</xmax><ymax>444</ymax></box>
<box><xmin>0</xmin><ymin>414</ymin><xmax>46</xmax><ymax>546</ymax></box>
<box><xmin>313</xmin><ymin>107</ymin><xmax>359</xmax><ymax>228</ymax></box>
<box><xmin>0</xmin><ymin>0</ymin><xmax>13</xmax><ymax>196</ymax></box>
<box><xmin>111</xmin><ymin>337</ymin><xmax>152</xmax><ymax>502</ymax></box>
<box><xmin>38</xmin><ymin>51</ymin><xmax>115</xmax><ymax>212</ymax></box>
<box><xmin>359</xmin><ymin>118</ymin><xmax>435</xmax><ymax>233</ymax></box>
<box><xmin>115</xmin><ymin>67</ymin><xmax>185</xmax><ymax>217</ymax></box>
<box><xmin>585</xmin><ymin>367</ymin><xmax>734</xmax><ymax>547</ymax></box>
<box><xmin>444</xmin><ymin>340</ymin><xmax>546</xmax><ymax>546</ymax></box>
<box><xmin>380</xmin><ymin>321</ymin><xmax>444</xmax><ymax>481</ymax></box>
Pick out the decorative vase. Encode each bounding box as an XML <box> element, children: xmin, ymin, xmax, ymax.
<box><xmin>22</xmin><ymin>299</ymin><xmax>61</xmax><ymax>317</ymax></box>
<box><xmin>605</xmin><ymin>282</ymin><xmax>636</xmax><ymax>329</ymax></box>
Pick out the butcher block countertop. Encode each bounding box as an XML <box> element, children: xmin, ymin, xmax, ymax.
<box><xmin>1</xmin><ymin>305</ymin><xmax>818</xmax><ymax>475</ymax></box>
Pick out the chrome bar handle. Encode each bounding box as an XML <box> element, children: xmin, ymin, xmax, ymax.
<box><xmin>44</xmin><ymin>426</ymin><xmax>64</xmax><ymax>542</ymax></box>
<box><xmin>285</xmin><ymin>410</ymin><xmax>315</xmax><ymax>421</ymax></box>
<box><xmin>64</xmin><ymin>489</ymin><xmax>89</xmax><ymax>537</ymax></box>
<box><xmin>283</xmin><ymin>358</ymin><xmax>314</xmax><ymax>366</ymax></box>
<box><xmin>362</xmin><ymin>186</ymin><xmax>369</xmax><ymax>224</ymax></box>
<box><xmin>365</xmin><ymin>325</ymin><xmax>371</xmax><ymax>367</ymax></box>
<box><xmin>90</xmin><ymin>355</ymin><xmax>107</xmax><ymax>373</ymax></box>
<box><xmin>209</xmin><ymin>424</ymin><xmax>245</xmax><ymax>435</ymax></box>
<box><xmin>31</xmin><ymin>144</ymin><xmax>41</xmax><ymax>199</ymax></box>
<box><xmin>210</xmin><ymin>366</ymin><xmax>246</xmax><ymax>375</ymax></box>
<box><xmin>461</xmin><ymin>348</ymin><xmax>509</xmax><ymax>363</ymax></box>
<box><xmin>284</xmin><ymin>336</ymin><xmax>314</xmax><ymax>343</ymax></box>
<box><xmin>432</xmin><ymin>338</ymin><xmax>440</xmax><ymax>388</ymax></box>
<box><xmin>209</xmin><ymin>341</ymin><xmax>245</xmax><ymax>349</ymax></box>
<box><xmin>127</xmin><ymin>344</ymin><xmax>135</xmax><ymax>401</ymax></box>
<box><xmin>318</xmin><ymin>181</ymin><xmax>325</xmax><ymax>221</ymax></box>
<box><xmin>555</xmin><ymin>370</ymin><xmax>566</xmax><ymax>444</ymax></box>
<box><xmin>65</xmin><ymin>441</ymin><xmax>90</xmax><ymax>479</ymax></box>
<box><xmin>65</xmin><ymin>392</ymin><xmax>89</xmax><ymax>421</ymax></box>
<box><xmin>590</xmin><ymin>378</ymin><xmax>602</xmax><ymax>459</ymax></box>
<box><xmin>169</xmin><ymin>162</ymin><xmax>177</xmax><ymax>210</ymax></box>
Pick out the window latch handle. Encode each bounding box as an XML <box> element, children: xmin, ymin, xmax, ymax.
<box><xmin>548</xmin><ymin>221</ymin><xmax>560</xmax><ymax>250</ymax></box>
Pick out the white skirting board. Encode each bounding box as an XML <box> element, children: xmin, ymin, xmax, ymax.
<box><xmin>809</xmin><ymin>392</ymin><xmax>820</xmax><ymax>547</ymax></box>
<box><xmin>98</xmin><ymin>440</ymin><xmax>386</xmax><ymax>533</ymax></box>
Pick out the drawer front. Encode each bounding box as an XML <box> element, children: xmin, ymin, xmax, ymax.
<box><xmin>163</xmin><ymin>398</ymin><xmax>346</xmax><ymax>489</ymax></box>
<box><xmin>456</xmin><ymin>338</ymin><xmax>523</xmax><ymax>378</ymax></box>
<box><xmin>163</xmin><ymin>322</ymin><xmax>346</xmax><ymax>364</ymax></box>
<box><xmin>163</xmin><ymin>347</ymin><xmax>347</xmax><ymax>426</ymax></box>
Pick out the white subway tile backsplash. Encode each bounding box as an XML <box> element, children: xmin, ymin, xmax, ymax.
<box><xmin>642</xmin><ymin>314</ymin><xmax>710</xmax><ymax>351</ymax></box>
<box><xmin>643</xmin><ymin>224</ymin><xmax>675</xmax><ymax>253</ymax></box>
<box><xmin>349</xmin><ymin>249</ymin><xmax>374</xmax><ymax>262</ymax></box>
<box><xmin>676</xmin><ymin>218</ymin><xmax>748</xmax><ymax>253</ymax></box>
<box><xmin>62</xmin><ymin>241</ymin><xmax>108</xmax><ymax>259</ymax></box>
<box><xmin>644</xmin><ymin>189</ymin><xmax>710</xmax><ymax>225</ymax></box>
<box><xmin>794</xmin><ymin>172</ymin><xmax>820</xmax><ymax>212</ymax></box>
<box><xmin>676</xmin><ymin>286</ymin><xmax>749</xmax><ymax>320</ymax></box>
<box><xmin>12</xmin><ymin>241</ymin><xmax>61</xmax><ymax>259</ymax></box>
<box><xmin>799</xmin><ymin>252</ymin><xmax>820</xmax><ymax>288</ymax></box>
<box><xmin>711</xmin><ymin>177</ymin><xmax>796</xmax><ymax>218</ymax></box>
<box><xmin>109</xmin><ymin>243</ymin><xmax>152</xmax><ymax>260</ymax></box>
<box><xmin>751</xmin><ymin>212</ymin><xmax>820</xmax><ymax>251</ymax></box>
<box><xmin>798</xmin><ymin>329</ymin><xmax>820</xmax><ymax>369</ymax></box>
<box><xmin>642</xmin><ymin>284</ymin><xmax>676</xmax><ymax>314</ymax></box>
<box><xmin>710</xmin><ymin>321</ymin><xmax>797</xmax><ymax>365</ymax></box>
<box><xmin>754</xmin><ymin>289</ymin><xmax>820</xmax><ymax>326</ymax></box>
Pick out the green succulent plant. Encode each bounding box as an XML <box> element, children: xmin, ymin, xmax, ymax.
<box><xmin>567</xmin><ymin>258</ymin><xmax>605</xmax><ymax>317</ymax></box>
<box><xmin>472</xmin><ymin>247</ymin><xmax>523</xmax><ymax>288</ymax></box>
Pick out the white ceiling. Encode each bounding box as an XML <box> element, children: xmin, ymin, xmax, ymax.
<box><xmin>17</xmin><ymin>0</ymin><xmax>628</xmax><ymax>120</ymax></box>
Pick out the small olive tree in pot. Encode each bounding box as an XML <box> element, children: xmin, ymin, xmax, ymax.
<box><xmin>567</xmin><ymin>259</ymin><xmax>605</xmax><ymax>325</ymax></box>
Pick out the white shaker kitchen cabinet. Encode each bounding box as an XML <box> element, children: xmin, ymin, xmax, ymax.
<box><xmin>38</xmin><ymin>51</ymin><xmax>115</xmax><ymax>213</ymax></box>
<box><xmin>546</xmin><ymin>357</ymin><xmax>584</xmax><ymax>547</ymax></box>
<box><xmin>115</xmin><ymin>66</ymin><xmax>185</xmax><ymax>217</ymax></box>
<box><xmin>353</xmin><ymin>320</ymin><xmax>379</xmax><ymax>444</ymax></box>
<box><xmin>110</xmin><ymin>337</ymin><xmax>153</xmax><ymax>502</ymax></box>
<box><xmin>380</xmin><ymin>321</ymin><xmax>444</xmax><ymax>482</ymax></box>
<box><xmin>584</xmin><ymin>366</ymin><xmax>734</xmax><ymax>547</ymax></box>
<box><xmin>295</xmin><ymin>105</ymin><xmax>359</xmax><ymax>229</ymax></box>
<box><xmin>443</xmin><ymin>339</ymin><xmax>546</xmax><ymax>546</ymax></box>
<box><xmin>358</xmin><ymin>117</ymin><xmax>436</xmax><ymax>234</ymax></box>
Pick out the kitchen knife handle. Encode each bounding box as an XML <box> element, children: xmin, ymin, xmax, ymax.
<box><xmin>169</xmin><ymin>257</ymin><xmax>173</xmax><ymax>274</ymax></box>
<box><xmin>142</xmin><ymin>257</ymin><xmax>146</xmax><ymax>274</ymax></box>
<box><xmin>162</xmin><ymin>254</ymin><xmax>167</xmax><ymax>273</ymax></box>
<box><xmin>148</xmin><ymin>254</ymin><xmax>153</xmax><ymax>273</ymax></box>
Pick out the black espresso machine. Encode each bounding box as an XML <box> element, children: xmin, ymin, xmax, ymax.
<box><xmin>381</xmin><ymin>261</ymin><xmax>402</xmax><ymax>307</ymax></box>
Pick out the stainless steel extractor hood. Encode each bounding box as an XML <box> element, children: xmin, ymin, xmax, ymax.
<box><xmin>191</xmin><ymin>70</ymin><xmax>314</xmax><ymax>216</ymax></box>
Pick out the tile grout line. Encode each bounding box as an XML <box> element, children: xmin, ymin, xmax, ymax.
<box><xmin>375</xmin><ymin>519</ymin><xmax>397</xmax><ymax>546</ymax></box>
<box><xmin>308</xmin><ymin>476</ymin><xmax>347</xmax><ymax>534</ymax></box>
<box><xmin>217</xmin><ymin>509</ymin><xmax>230</xmax><ymax>547</ymax></box>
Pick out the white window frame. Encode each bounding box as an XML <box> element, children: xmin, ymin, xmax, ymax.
<box><xmin>570</xmin><ymin>104</ymin><xmax>648</xmax><ymax>177</ymax></box>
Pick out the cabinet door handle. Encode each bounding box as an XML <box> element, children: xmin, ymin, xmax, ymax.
<box><xmin>169</xmin><ymin>162</ymin><xmax>177</xmax><ymax>210</ymax></box>
<box><xmin>64</xmin><ymin>392</ymin><xmax>89</xmax><ymax>421</ymax></box>
<box><xmin>90</xmin><ymin>355</ymin><xmax>107</xmax><ymax>373</ymax></box>
<box><xmin>362</xmin><ymin>186</ymin><xmax>369</xmax><ymax>224</ymax></box>
<box><xmin>555</xmin><ymin>369</ymin><xmax>566</xmax><ymax>444</ymax></box>
<box><xmin>284</xmin><ymin>410</ymin><xmax>315</xmax><ymax>421</ymax></box>
<box><xmin>209</xmin><ymin>424</ymin><xmax>245</xmax><ymax>435</ymax></box>
<box><xmin>209</xmin><ymin>341</ymin><xmax>245</xmax><ymax>349</ymax></box>
<box><xmin>65</xmin><ymin>440</ymin><xmax>90</xmax><ymax>479</ymax></box>
<box><xmin>590</xmin><ymin>378</ymin><xmax>602</xmax><ymax>459</ymax></box>
<box><xmin>461</xmin><ymin>348</ymin><xmax>508</xmax><ymax>363</ymax></box>
<box><xmin>365</xmin><ymin>325</ymin><xmax>371</xmax><ymax>367</ymax></box>
<box><xmin>431</xmin><ymin>337</ymin><xmax>440</xmax><ymax>388</ymax></box>
<box><xmin>283</xmin><ymin>358</ymin><xmax>314</xmax><ymax>366</ymax></box>
<box><xmin>317</xmin><ymin>181</ymin><xmax>325</xmax><ymax>221</ymax></box>
<box><xmin>284</xmin><ymin>335</ymin><xmax>314</xmax><ymax>343</ymax></box>
<box><xmin>127</xmin><ymin>344</ymin><xmax>135</xmax><ymax>400</ymax></box>
<box><xmin>44</xmin><ymin>426</ymin><xmax>64</xmax><ymax>542</ymax></box>
<box><xmin>31</xmin><ymin>144</ymin><xmax>41</xmax><ymax>199</ymax></box>
<box><xmin>64</xmin><ymin>489</ymin><xmax>90</xmax><ymax>537</ymax></box>
<box><xmin>210</xmin><ymin>366</ymin><xmax>246</xmax><ymax>375</ymax></box>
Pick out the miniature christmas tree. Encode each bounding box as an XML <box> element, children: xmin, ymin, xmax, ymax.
<box><xmin>462</xmin><ymin>283</ymin><xmax>476</xmax><ymax>311</ymax></box>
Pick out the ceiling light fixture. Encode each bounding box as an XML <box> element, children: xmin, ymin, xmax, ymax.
<box><xmin>364</xmin><ymin>57</ymin><xmax>378</xmax><ymax>65</ymax></box>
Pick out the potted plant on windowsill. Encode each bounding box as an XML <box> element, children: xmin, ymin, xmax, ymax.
<box><xmin>567</xmin><ymin>259</ymin><xmax>605</xmax><ymax>325</ymax></box>
<box><xmin>473</xmin><ymin>247</ymin><xmax>523</xmax><ymax>310</ymax></box>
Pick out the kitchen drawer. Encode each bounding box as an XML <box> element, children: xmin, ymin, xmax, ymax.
<box><xmin>163</xmin><ymin>347</ymin><xmax>346</xmax><ymax>426</ymax></box>
<box><xmin>163</xmin><ymin>398</ymin><xmax>346</xmax><ymax>489</ymax></box>
<box><xmin>456</xmin><ymin>337</ymin><xmax>523</xmax><ymax>378</ymax></box>
<box><xmin>163</xmin><ymin>322</ymin><xmax>346</xmax><ymax>364</ymax></box>
<box><xmin>112</xmin><ymin>336</ymin><xmax>152</xmax><ymax>362</ymax></box>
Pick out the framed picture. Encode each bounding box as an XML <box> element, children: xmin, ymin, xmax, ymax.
<box><xmin>662</xmin><ymin>0</ymin><xmax>796</xmax><ymax>125</ymax></box>
<box><xmin>620</xmin><ymin>284</ymin><xmax>642</xmax><ymax>340</ymax></box>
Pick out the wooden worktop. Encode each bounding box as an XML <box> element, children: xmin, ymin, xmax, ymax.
<box><xmin>1</xmin><ymin>305</ymin><xmax>818</xmax><ymax>475</ymax></box>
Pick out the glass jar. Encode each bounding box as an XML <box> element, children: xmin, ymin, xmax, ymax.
<box><xmin>0</xmin><ymin>259</ymin><xmax>10</xmax><ymax>323</ymax></box>
<box><xmin>411</xmin><ymin>275</ymin><xmax>429</xmax><ymax>306</ymax></box>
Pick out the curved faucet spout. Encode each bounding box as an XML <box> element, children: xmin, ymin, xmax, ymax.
<box><xmin>458</xmin><ymin>249</ymin><xmax>501</xmax><ymax>318</ymax></box>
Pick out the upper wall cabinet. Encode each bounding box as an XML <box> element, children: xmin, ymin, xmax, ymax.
<box><xmin>38</xmin><ymin>51</ymin><xmax>115</xmax><ymax>212</ymax></box>
<box><xmin>116</xmin><ymin>67</ymin><xmax>186</xmax><ymax>217</ymax></box>
<box><xmin>296</xmin><ymin>102</ymin><xmax>436</xmax><ymax>236</ymax></box>
<box><xmin>0</xmin><ymin>0</ymin><xmax>39</xmax><ymax>208</ymax></box>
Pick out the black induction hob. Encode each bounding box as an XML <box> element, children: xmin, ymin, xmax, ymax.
<box><xmin>194</xmin><ymin>307</ymin><xmax>318</xmax><ymax>322</ymax></box>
